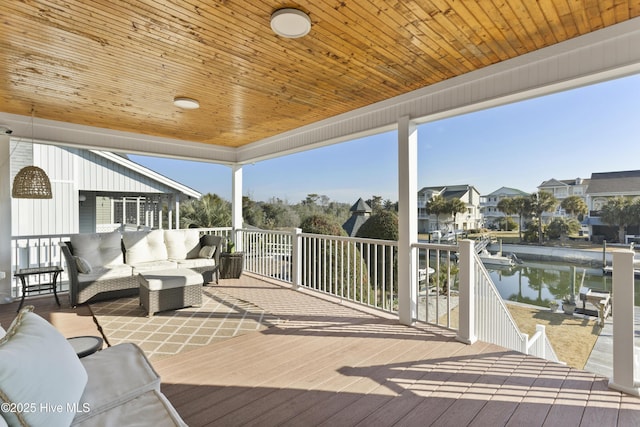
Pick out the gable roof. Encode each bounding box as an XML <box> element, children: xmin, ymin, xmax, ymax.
<box><xmin>92</xmin><ymin>151</ymin><xmax>201</xmax><ymax>199</ymax></box>
<box><xmin>586</xmin><ymin>170</ymin><xmax>640</xmax><ymax>195</ymax></box>
<box><xmin>484</xmin><ymin>187</ymin><xmax>529</xmax><ymax>197</ymax></box>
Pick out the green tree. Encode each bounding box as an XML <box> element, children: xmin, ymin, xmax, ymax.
<box><xmin>529</xmin><ymin>191</ymin><xmax>558</xmax><ymax>244</ymax></box>
<box><xmin>261</xmin><ymin>198</ymin><xmax>299</xmax><ymax>229</ymax></box>
<box><xmin>546</xmin><ymin>217</ymin><xmax>581</xmax><ymax>239</ymax></box>
<box><xmin>366</xmin><ymin>195</ymin><xmax>384</xmax><ymax>213</ymax></box>
<box><xmin>497</xmin><ymin>198</ymin><xmax>516</xmax><ymax>231</ymax></box>
<box><xmin>425</xmin><ymin>195</ymin><xmax>448</xmax><ymax>231</ymax></box>
<box><xmin>180</xmin><ymin>193</ymin><xmax>231</xmax><ymax>228</ymax></box>
<box><xmin>561</xmin><ymin>195</ymin><xmax>588</xmax><ymax>219</ymax></box>
<box><xmin>242</xmin><ymin>195</ymin><xmax>264</xmax><ymax>227</ymax></box>
<box><xmin>299</xmin><ymin>214</ymin><xmax>345</xmax><ymax>236</ymax></box>
<box><xmin>446</xmin><ymin>198</ymin><xmax>467</xmax><ymax>241</ymax></box>
<box><xmin>600</xmin><ymin>197</ymin><xmax>637</xmax><ymax>242</ymax></box>
<box><xmin>356</xmin><ymin>210</ymin><xmax>399</xmax><ymax>310</ymax></box>
<box><xmin>512</xmin><ymin>196</ymin><xmax>530</xmax><ymax>242</ymax></box>
<box><xmin>300</xmin><ymin>214</ymin><xmax>369</xmax><ymax>303</ymax></box>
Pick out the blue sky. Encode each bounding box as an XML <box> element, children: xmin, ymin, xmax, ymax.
<box><xmin>130</xmin><ymin>73</ymin><xmax>640</xmax><ymax>204</ymax></box>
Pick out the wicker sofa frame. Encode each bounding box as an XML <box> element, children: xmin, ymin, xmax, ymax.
<box><xmin>60</xmin><ymin>234</ymin><xmax>222</xmax><ymax>306</ymax></box>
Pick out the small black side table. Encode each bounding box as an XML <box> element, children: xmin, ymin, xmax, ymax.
<box><xmin>14</xmin><ymin>266</ymin><xmax>63</xmax><ymax>312</ymax></box>
<box><xmin>67</xmin><ymin>336</ymin><xmax>104</xmax><ymax>358</ymax></box>
<box><xmin>220</xmin><ymin>252</ymin><xmax>244</xmax><ymax>279</ymax></box>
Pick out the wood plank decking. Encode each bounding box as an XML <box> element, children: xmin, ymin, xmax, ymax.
<box><xmin>3</xmin><ymin>276</ymin><xmax>640</xmax><ymax>426</ymax></box>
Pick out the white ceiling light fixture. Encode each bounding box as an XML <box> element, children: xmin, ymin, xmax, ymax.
<box><xmin>173</xmin><ymin>97</ymin><xmax>200</xmax><ymax>109</ymax></box>
<box><xmin>270</xmin><ymin>8</ymin><xmax>311</xmax><ymax>38</ymax></box>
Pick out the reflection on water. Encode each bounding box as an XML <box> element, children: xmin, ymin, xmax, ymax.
<box><xmin>487</xmin><ymin>260</ymin><xmax>640</xmax><ymax>308</ymax></box>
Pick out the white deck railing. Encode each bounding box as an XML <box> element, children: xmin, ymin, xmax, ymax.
<box><xmin>9</xmin><ymin>229</ymin><xmax>560</xmax><ymax>364</ymax></box>
<box><xmin>239</xmin><ymin>229</ymin><xmax>294</xmax><ymax>283</ymax></box>
<box><xmin>300</xmin><ymin>233</ymin><xmax>397</xmax><ymax>312</ymax></box>
<box><xmin>412</xmin><ymin>242</ymin><xmax>459</xmax><ymax>329</ymax></box>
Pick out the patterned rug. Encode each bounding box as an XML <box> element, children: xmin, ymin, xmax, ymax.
<box><xmin>89</xmin><ymin>286</ymin><xmax>282</xmax><ymax>360</ymax></box>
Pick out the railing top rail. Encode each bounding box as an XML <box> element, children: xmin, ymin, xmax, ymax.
<box><xmin>412</xmin><ymin>242</ymin><xmax>459</xmax><ymax>251</ymax></box>
<box><xmin>12</xmin><ymin>234</ymin><xmax>72</xmax><ymax>240</ymax></box>
<box><xmin>300</xmin><ymin>233</ymin><xmax>398</xmax><ymax>246</ymax></box>
<box><xmin>240</xmin><ymin>228</ymin><xmax>295</xmax><ymax>236</ymax></box>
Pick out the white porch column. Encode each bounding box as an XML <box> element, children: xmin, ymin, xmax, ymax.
<box><xmin>610</xmin><ymin>249</ymin><xmax>639</xmax><ymax>395</ymax></box>
<box><xmin>174</xmin><ymin>194</ymin><xmax>180</xmax><ymax>229</ymax></box>
<box><xmin>231</xmin><ymin>164</ymin><xmax>243</xmax><ymax>251</ymax></box>
<box><xmin>121</xmin><ymin>196</ymin><xmax>126</xmax><ymax>225</ymax></box>
<box><xmin>457</xmin><ymin>239</ymin><xmax>477</xmax><ymax>344</ymax></box>
<box><xmin>291</xmin><ymin>228</ymin><xmax>302</xmax><ymax>289</ymax></box>
<box><xmin>397</xmin><ymin>116</ymin><xmax>418</xmax><ymax>326</ymax></box>
<box><xmin>0</xmin><ymin>135</ymin><xmax>12</xmax><ymax>301</ymax></box>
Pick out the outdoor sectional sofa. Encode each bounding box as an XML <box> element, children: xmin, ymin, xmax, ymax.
<box><xmin>60</xmin><ymin>229</ymin><xmax>222</xmax><ymax>306</ymax></box>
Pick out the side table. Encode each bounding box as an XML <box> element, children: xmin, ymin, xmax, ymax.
<box><xmin>67</xmin><ymin>336</ymin><xmax>104</xmax><ymax>358</ymax></box>
<box><xmin>14</xmin><ymin>266</ymin><xmax>63</xmax><ymax>312</ymax></box>
<box><xmin>220</xmin><ymin>252</ymin><xmax>244</xmax><ymax>279</ymax></box>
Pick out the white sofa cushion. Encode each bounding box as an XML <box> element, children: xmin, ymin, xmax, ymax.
<box><xmin>177</xmin><ymin>258</ymin><xmax>217</xmax><ymax>269</ymax></box>
<box><xmin>123</xmin><ymin>230</ymin><xmax>168</xmax><ymax>265</ymax></box>
<box><xmin>71</xmin><ymin>231</ymin><xmax>124</xmax><ymax>267</ymax></box>
<box><xmin>164</xmin><ymin>229</ymin><xmax>201</xmax><ymax>260</ymax></box>
<box><xmin>72</xmin><ymin>343</ymin><xmax>161</xmax><ymax>424</ymax></box>
<box><xmin>0</xmin><ymin>307</ymin><xmax>88</xmax><ymax>427</ymax></box>
<box><xmin>130</xmin><ymin>260</ymin><xmax>178</xmax><ymax>275</ymax></box>
<box><xmin>72</xmin><ymin>389</ymin><xmax>186</xmax><ymax>427</ymax></box>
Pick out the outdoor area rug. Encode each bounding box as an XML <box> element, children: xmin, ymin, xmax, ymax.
<box><xmin>89</xmin><ymin>286</ymin><xmax>282</xmax><ymax>361</ymax></box>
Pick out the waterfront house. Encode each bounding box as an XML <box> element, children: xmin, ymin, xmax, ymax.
<box><xmin>584</xmin><ymin>170</ymin><xmax>640</xmax><ymax>242</ymax></box>
<box><xmin>480</xmin><ymin>186</ymin><xmax>530</xmax><ymax>229</ymax></box>
<box><xmin>2</xmin><ymin>2</ymin><xmax>640</xmax><ymax>423</ymax></box>
<box><xmin>418</xmin><ymin>185</ymin><xmax>482</xmax><ymax>233</ymax></box>
<box><xmin>537</xmin><ymin>177</ymin><xmax>590</xmax><ymax>219</ymax></box>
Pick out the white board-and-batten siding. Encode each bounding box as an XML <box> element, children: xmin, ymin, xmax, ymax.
<box><xmin>12</xmin><ymin>144</ymin><xmax>186</xmax><ymax>236</ymax></box>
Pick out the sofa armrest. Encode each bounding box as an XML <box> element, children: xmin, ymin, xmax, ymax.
<box><xmin>200</xmin><ymin>234</ymin><xmax>222</xmax><ymax>267</ymax></box>
<box><xmin>59</xmin><ymin>241</ymin><xmax>81</xmax><ymax>306</ymax></box>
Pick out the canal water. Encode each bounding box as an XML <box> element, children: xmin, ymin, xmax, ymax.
<box><xmin>487</xmin><ymin>260</ymin><xmax>640</xmax><ymax>308</ymax></box>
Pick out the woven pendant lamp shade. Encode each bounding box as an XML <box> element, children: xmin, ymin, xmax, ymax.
<box><xmin>12</xmin><ymin>166</ymin><xmax>53</xmax><ymax>199</ymax></box>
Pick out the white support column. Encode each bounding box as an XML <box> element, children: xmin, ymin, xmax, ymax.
<box><xmin>174</xmin><ymin>194</ymin><xmax>180</xmax><ymax>229</ymax></box>
<box><xmin>121</xmin><ymin>196</ymin><xmax>126</xmax><ymax>225</ymax></box>
<box><xmin>136</xmin><ymin>197</ymin><xmax>141</xmax><ymax>226</ymax></box>
<box><xmin>456</xmin><ymin>239</ymin><xmax>477</xmax><ymax>344</ymax></box>
<box><xmin>397</xmin><ymin>116</ymin><xmax>418</xmax><ymax>326</ymax></box>
<box><xmin>610</xmin><ymin>249</ymin><xmax>639</xmax><ymax>395</ymax></box>
<box><xmin>0</xmin><ymin>135</ymin><xmax>12</xmax><ymax>301</ymax></box>
<box><xmin>291</xmin><ymin>228</ymin><xmax>302</xmax><ymax>289</ymax></box>
<box><xmin>231</xmin><ymin>165</ymin><xmax>243</xmax><ymax>251</ymax></box>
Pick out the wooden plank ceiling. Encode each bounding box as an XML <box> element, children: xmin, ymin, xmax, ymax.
<box><xmin>1</xmin><ymin>1</ymin><xmax>639</xmax><ymax>148</ymax></box>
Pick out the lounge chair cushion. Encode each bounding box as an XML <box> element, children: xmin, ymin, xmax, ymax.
<box><xmin>72</xmin><ymin>389</ymin><xmax>186</xmax><ymax>427</ymax></box>
<box><xmin>71</xmin><ymin>231</ymin><xmax>124</xmax><ymax>267</ymax></box>
<box><xmin>72</xmin><ymin>343</ymin><xmax>161</xmax><ymax>424</ymax></box>
<box><xmin>0</xmin><ymin>307</ymin><xmax>88</xmax><ymax>427</ymax></box>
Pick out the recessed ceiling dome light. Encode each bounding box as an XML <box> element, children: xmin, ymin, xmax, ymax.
<box><xmin>270</xmin><ymin>8</ymin><xmax>311</xmax><ymax>38</ymax></box>
<box><xmin>173</xmin><ymin>97</ymin><xmax>200</xmax><ymax>109</ymax></box>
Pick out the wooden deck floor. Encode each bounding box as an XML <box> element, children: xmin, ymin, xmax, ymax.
<box><xmin>3</xmin><ymin>276</ymin><xmax>640</xmax><ymax>426</ymax></box>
